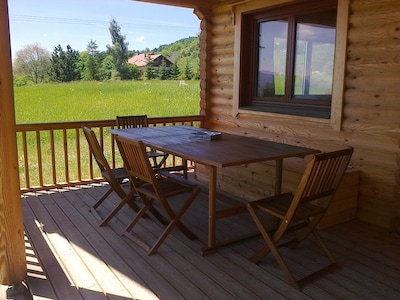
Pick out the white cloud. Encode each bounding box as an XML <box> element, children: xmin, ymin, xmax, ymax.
<box><xmin>135</xmin><ymin>35</ymin><xmax>145</xmax><ymax>43</ymax></box>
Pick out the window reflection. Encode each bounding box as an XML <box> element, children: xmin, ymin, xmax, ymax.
<box><xmin>294</xmin><ymin>11</ymin><xmax>336</xmax><ymax>99</ymax></box>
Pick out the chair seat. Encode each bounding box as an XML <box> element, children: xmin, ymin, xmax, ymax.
<box><xmin>82</xmin><ymin>126</ymin><xmax>140</xmax><ymax>227</ymax></box>
<box><xmin>102</xmin><ymin>167</ymin><xmax>128</xmax><ymax>182</ymax></box>
<box><xmin>139</xmin><ymin>177</ymin><xmax>196</xmax><ymax>199</ymax></box>
<box><xmin>252</xmin><ymin>192</ymin><xmax>325</xmax><ymax>222</ymax></box>
<box><xmin>115</xmin><ymin>135</ymin><xmax>200</xmax><ymax>255</ymax></box>
<box><xmin>245</xmin><ymin>148</ymin><xmax>354</xmax><ymax>290</ymax></box>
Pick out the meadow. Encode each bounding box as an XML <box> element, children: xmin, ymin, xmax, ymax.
<box><xmin>14</xmin><ymin>80</ymin><xmax>200</xmax><ymax>188</ymax></box>
<box><xmin>14</xmin><ymin>80</ymin><xmax>200</xmax><ymax>123</ymax></box>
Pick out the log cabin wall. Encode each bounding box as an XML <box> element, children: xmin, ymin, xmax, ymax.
<box><xmin>196</xmin><ymin>0</ymin><xmax>400</xmax><ymax>230</ymax></box>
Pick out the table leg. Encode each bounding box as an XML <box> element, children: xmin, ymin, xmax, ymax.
<box><xmin>275</xmin><ymin>158</ymin><xmax>283</xmax><ymax>195</ymax></box>
<box><xmin>202</xmin><ymin>164</ymin><xmax>263</xmax><ymax>255</ymax></box>
<box><xmin>208</xmin><ymin>165</ymin><xmax>217</xmax><ymax>249</ymax></box>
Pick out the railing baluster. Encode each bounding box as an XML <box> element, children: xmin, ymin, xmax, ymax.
<box><xmin>36</xmin><ymin>130</ymin><xmax>43</xmax><ymax>187</ymax></box>
<box><xmin>76</xmin><ymin>128</ymin><xmax>82</xmax><ymax>181</ymax></box>
<box><xmin>22</xmin><ymin>132</ymin><xmax>29</xmax><ymax>188</ymax></box>
<box><xmin>63</xmin><ymin>129</ymin><xmax>69</xmax><ymax>183</ymax></box>
<box><xmin>15</xmin><ymin>115</ymin><xmax>204</xmax><ymax>192</ymax></box>
<box><xmin>50</xmin><ymin>130</ymin><xmax>56</xmax><ymax>185</ymax></box>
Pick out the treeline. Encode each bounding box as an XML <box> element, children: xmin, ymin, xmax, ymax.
<box><xmin>13</xmin><ymin>19</ymin><xmax>199</xmax><ymax>86</ymax></box>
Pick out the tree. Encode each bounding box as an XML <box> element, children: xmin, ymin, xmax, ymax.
<box><xmin>144</xmin><ymin>61</ymin><xmax>157</xmax><ymax>79</ymax></box>
<box><xmin>169</xmin><ymin>61</ymin><xmax>180</xmax><ymax>80</ymax></box>
<box><xmin>158</xmin><ymin>58</ymin><xmax>169</xmax><ymax>80</ymax></box>
<box><xmin>106</xmin><ymin>18</ymin><xmax>129</xmax><ymax>80</ymax></box>
<box><xmin>98</xmin><ymin>55</ymin><xmax>114</xmax><ymax>80</ymax></box>
<box><xmin>81</xmin><ymin>39</ymin><xmax>100</xmax><ymax>81</ymax></box>
<box><xmin>49</xmin><ymin>44</ymin><xmax>81</xmax><ymax>82</ymax></box>
<box><xmin>13</xmin><ymin>43</ymin><xmax>51</xmax><ymax>84</ymax></box>
<box><xmin>182</xmin><ymin>60</ymin><xmax>193</xmax><ymax>80</ymax></box>
<box><xmin>126</xmin><ymin>64</ymin><xmax>141</xmax><ymax>80</ymax></box>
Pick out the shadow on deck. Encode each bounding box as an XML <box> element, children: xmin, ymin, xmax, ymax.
<box><xmin>6</xmin><ymin>183</ymin><xmax>400</xmax><ymax>299</ymax></box>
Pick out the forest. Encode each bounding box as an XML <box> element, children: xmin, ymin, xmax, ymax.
<box><xmin>12</xmin><ymin>19</ymin><xmax>200</xmax><ymax>86</ymax></box>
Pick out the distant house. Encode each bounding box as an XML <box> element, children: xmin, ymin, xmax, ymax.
<box><xmin>128</xmin><ymin>53</ymin><xmax>172</xmax><ymax>72</ymax></box>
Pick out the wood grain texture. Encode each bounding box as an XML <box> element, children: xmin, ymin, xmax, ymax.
<box><xmin>200</xmin><ymin>0</ymin><xmax>400</xmax><ymax>229</ymax></box>
<box><xmin>19</xmin><ymin>184</ymin><xmax>400</xmax><ymax>299</ymax></box>
<box><xmin>0</xmin><ymin>0</ymin><xmax>27</xmax><ymax>285</ymax></box>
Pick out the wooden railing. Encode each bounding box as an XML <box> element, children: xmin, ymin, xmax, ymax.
<box><xmin>16</xmin><ymin>115</ymin><xmax>204</xmax><ymax>193</ymax></box>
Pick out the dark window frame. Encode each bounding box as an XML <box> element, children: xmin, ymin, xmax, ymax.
<box><xmin>239</xmin><ymin>0</ymin><xmax>338</xmax><ymax>119</ymax></box>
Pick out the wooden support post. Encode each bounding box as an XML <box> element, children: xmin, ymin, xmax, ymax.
<box><xmin>0</xmin><ymin>0</ymin><xmax>27</xmax><ymax>285</ymax></box>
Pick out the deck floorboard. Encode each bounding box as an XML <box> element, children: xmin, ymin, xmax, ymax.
<box><xmin>9</xmin><ymin>183</ymin><xmax>400</xmax><ymax>299</ymax></box>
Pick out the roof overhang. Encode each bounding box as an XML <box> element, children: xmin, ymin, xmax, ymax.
<box><xmin>132</xmin><ymin>0</ymin><xmax>213</xmax><ymax>9</ymax></box>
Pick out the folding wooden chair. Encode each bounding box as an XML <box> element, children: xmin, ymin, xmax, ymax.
<box><xmin>116</xmin><ymin>115</ymin><xmax>169</xmax><ymax>168</ymax></box>
<box><xmin>115</xmin><ymin>135</ymin><xmax>200</xmax><ymax>255</ymax></box>
<box><xmin>82</xmin><ymin>126</ymin><xmax>140</xmax><ymax>226</ymax></box>
<box><xmin>246</xmin><ymin>148</ymin><xmax>354</xmax><ymax>290</ymax></box>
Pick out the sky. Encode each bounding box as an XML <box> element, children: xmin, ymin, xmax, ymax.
<box><xmin>8</xmin><ymin>0</ymin><xmax>200</xmax><ymax>57</ymax></box>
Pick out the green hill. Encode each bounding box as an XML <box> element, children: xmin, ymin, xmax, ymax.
<box><xmin>153</xmin><ymin>36</ymin><xmax>200</xmax><ymax>77</ymax></box>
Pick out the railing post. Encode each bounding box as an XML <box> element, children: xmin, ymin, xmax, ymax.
<box><xmin>0</xmin><ymin>0</ymin><xmax>27</xmax><ymax>287</ymax></box>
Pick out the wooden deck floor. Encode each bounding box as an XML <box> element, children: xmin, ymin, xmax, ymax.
<box><xmin>5</xmin><ymin>183</ymin><xmax>400</xmax><ymax>299</ymax></box>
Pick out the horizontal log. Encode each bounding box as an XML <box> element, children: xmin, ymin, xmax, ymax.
<box><xmin>349</xmin><ymin>8</ymin><xmax>400</xmax><ymax>27</ymax></box>
<box><xmin>209</xmin><ymin>86</ymin><xmax>233</xmax><ymax>97</ymax></box>
<box><xmin>342</xmin><ymin>120</ymin><xmax>400</xmax><ymax>134</ymax></box>
<box><xmin>211</xmin><ymin>23</ymin><xmax>235</xmax><ymax>35</ymax></box>
<box><xmin>344</xmin><ymin>89</ymin><xmax>400</xmax><ymax>107</ymax></box>
<box><xmin>210</xmin><ymin>46</ymin><xmax>234</xmax><ymax>56</ymax></box>
<box><xmin>210</xmin><ymin>54</ymin><xmax>234</xmax><ymax>66</ymax></box>
<box><xmin>210</xmin><ymin>76</ymin><xmax>233</xmax><ymax>87</ymax></box>
<box><xmin>350</xmin><ymin>0</ymin><xmax>400</xmax><ymax>16</ymax></box>
<box><xmin>211</xmin><ymin>10</ymin><xmax>232</xmax><ymax>26</ymax></box>
<box><xmin>346</xmin><ymin>44</ymin><xmax>400</xmax><ymax>62</ymax></box>
<box><xmin>347</xmin><ymin>22</ymin><xmax>400</xmax><ymax>45</ymax></box>
<box><xmin>346</xmin><ymin>60</ymin><xmax>400</xmax><ymax>76</ymax></box>
<box><xmin>210</xmin><ymin>34</ymin><xmax>235</xmax><ymax>47</ymax></box>
<box><xmin>345</xmin><ymin>75</ymin><xmax>400</xmax><ymax>90</ymax></box>
<box><xmin>210</xmin><ymin>64</ymin><xmax>234</xmax><ymax>76</ymax></box>
<box><xmin>343</xmin><ymin>104</ymin><xmax>400</xmax><ymax>122</ymax></box>
<box><xmin>210</xmin><ymin>96</ymin><xmax>233</xmax><ymax>105</ymax></box>
<box><xmin>216</xmin><ymin>117</ymin><xmax>398</xmax><ymax>155</ymax></box>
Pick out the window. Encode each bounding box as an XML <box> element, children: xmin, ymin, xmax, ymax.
<box><xmin>239</xmin><ymin>0</ymin><xmax>338</xmax><ymax>119</ymax></box>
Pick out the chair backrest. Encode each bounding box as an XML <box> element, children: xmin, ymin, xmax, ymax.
<box><xmin>82</xmin><ymin>126</ymin><xmax>114</xmax><ymax>179</ymax></box>
<box><xmin>291</xmin><ymin>147</ymin><xmax>354</xmax><ymax>212</ymax></box>
<box><xmin>115</xmin><ymin>135</ymin><xmax>163</xmax><ymax>198</ymax></box>
<box><xmin>116</xmin><ymin>115</ymin><xmax>148</xmax><ymax>129</ymax></box>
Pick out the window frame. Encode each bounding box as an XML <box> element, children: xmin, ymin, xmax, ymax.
<box><xmin>232</xmin><ymin>0</ymin><xmax>349</xmax><ymax>130</ymax></box>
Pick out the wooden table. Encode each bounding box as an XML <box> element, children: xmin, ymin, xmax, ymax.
<box><xmin>111</xmin><ymin>126</ymin><xmax>318</xmax><ymax>254</ymax></box>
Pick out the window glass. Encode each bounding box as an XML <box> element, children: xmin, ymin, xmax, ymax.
<box><xmin>294</xmin><ymin>11</ymin><xmax>336</xmax><ymax>99</ymax></box>
<box><xmin>240</xmin><ymin>1</ymin><xmax>338</xmax><ymax>119</ymax></box>
<box><xmin>257</xmin><ymin>20</ymin><xmax>287</xmax><ymax>98</ymax></box>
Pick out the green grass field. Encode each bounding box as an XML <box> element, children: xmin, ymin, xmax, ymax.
<box><xmin>14</xmin><ymin>80</ymin><xmax>200</xmax><ymax>188</ymax></box>
<box><xmin>14</xmin><ymin>80</ymin><xmax>200</xmax><ymax>123</ymax></box>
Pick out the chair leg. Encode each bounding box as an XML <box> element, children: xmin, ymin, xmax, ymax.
<box><xmin>124</xmin><ymin>191</ymin><xmax>198</xmax><ymax>255</ymax></box>
<box><xmin>93</xmin><ymin>187</ymin><xmax>113</xmax><ymax>209</ymax></box>
<box><xmin>163</xmin><ymin>189</ymin><xmax>199</xmax><ymax>240</ymax></box>
<box><xmin>247</xmin><ymin>203</ymin><xmax>300</xmax><ymax>290</ymax></box>
<box><xmin>100</xmin><ymin>189</ymin><xmax>136</xmax><ymax>227</ymax></box>
<box><xmin>313</xmin><ymin>230</ymin><xmax>336</xmax><ymax>263</ymax></box>
<box><xmin>148</xmin><ymin>193</ymin><xmax>197</xmax><ymax>255</ymax></box>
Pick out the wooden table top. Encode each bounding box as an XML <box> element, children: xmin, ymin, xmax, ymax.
<box><xmin>111</xmin><ymin>126</ymin><xmax>318</xmax><ymax>168</ymax></box>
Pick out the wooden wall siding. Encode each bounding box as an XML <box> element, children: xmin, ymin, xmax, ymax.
<box><xmin>199</xmin><ymin>0</ymin><xmax>400</xmax><ymax>229</ymax></box>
